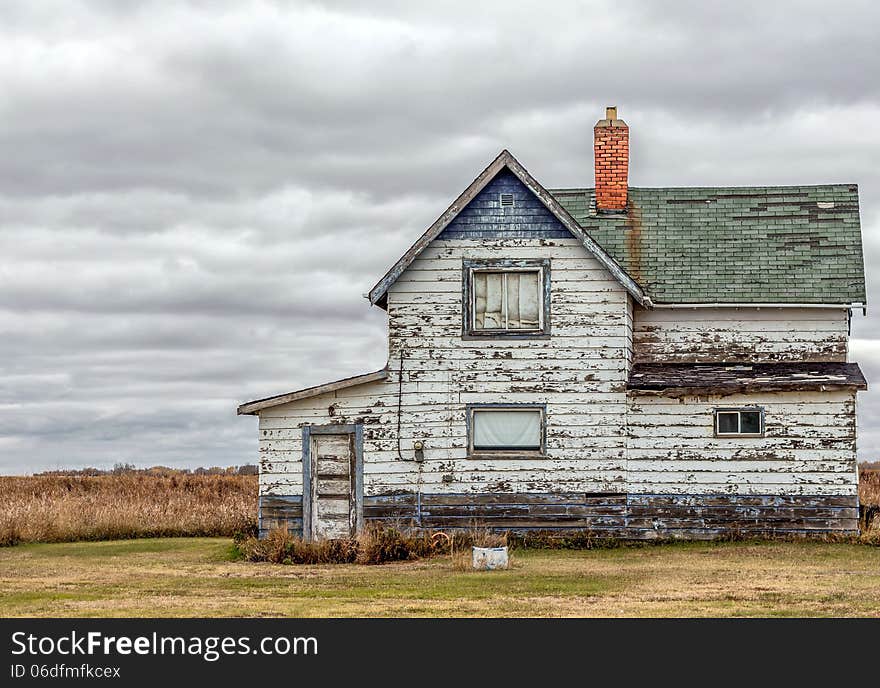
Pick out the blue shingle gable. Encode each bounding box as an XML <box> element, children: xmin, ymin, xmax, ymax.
<box><xmin>438</xmin><ymin>169</ymin><xmax>572</xmax><ymax>240</ymax></box>
<box><xmin>368</xmin><ymin>150</ymin><xmax>647</xmax><ymax>307</ymax></box>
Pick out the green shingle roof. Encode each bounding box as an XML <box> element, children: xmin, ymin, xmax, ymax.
<box><xmin>549</xmin><ymin>185</ymin><xmax>866</xmax><ymax>305</ymax></box>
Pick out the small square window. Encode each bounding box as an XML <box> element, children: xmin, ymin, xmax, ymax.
<box><xmin>499</xmin><ymin>193</ymin><xmax>515</xmax><ymax>207</ymax></box>
<box><xmin>468</xmin><ymin>405</ymin><xmax>545</xmax><ymax>456</ymax></box>
<box><xmin>714</xmin><ymin>408</ymin><xmax>764</xmax><ymax>437</ymax></box>
<box><xmin>462</xmin><ymin>260</ymin><xmax>551</xmax><ymax>339</ymax></box>
<box><xmin>473</xmin><ymin>270</ymin><xmax>541</xmax><ymax>331</ymax></box>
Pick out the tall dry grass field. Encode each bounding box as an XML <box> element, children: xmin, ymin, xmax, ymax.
<box><xmin>0</xmin><ymin>474</ymin><xmax>257</xmax><ymax>546</ymax></box>
<box><xmin>1</xmin><ymin>470</ymin><xmax>878</xmax><ymax>548</ymax></box>
<box><xmin>860</xmin><ymin>469</ymin><xmax>880</xmax><ymax>508</ymax></box>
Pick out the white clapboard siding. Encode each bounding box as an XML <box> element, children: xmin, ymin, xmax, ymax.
<box><xmin>632</xmin><ymin>306</ymin><xmax>849</xmax><ymax>362</ymax></box>
<box><xmin>389</xmin><ymin>290</ymin><xmax>618</xmax><ymax>305</ymax></box>
<box><xmin>386</xmin><ymin>238</ymin><xmax>631</xmax><ymax>497</ymax></box>
<box><xmin>260</xmin><ymin>433</ymin><xmax>631</xmax><ymax>454</ymax></box>
<box><xmin>404</xmin><ymin>367</ymin><xmax>626</xmax><ymax>382</ymax></box>
<box><xmin>390</xmin><ymin>301</ymin><xmax>625</xmax><ymax>316</ymax></box>
<box><xmin>256</xmin><ymin>234</ymin><xmax>859</xmax><ymax>502</ymax></box>
<box><xmin>390</xmin><ymin>315</ymin><xmax>632</xmax><ymax>330</ymax></box>
<box><xmin>626</xmin><ymin>390</ymin><xmax>858</xmax><ymax>496</ymax></box>
<box><xmin>386</xmin><ymin>347</ymin><xmax>628</xmax><ymax>361</ymax></box>
<box><xmin>256</xmin><ymin>237</ymin><xmax>634</xmax><ymax>496</ymax></box>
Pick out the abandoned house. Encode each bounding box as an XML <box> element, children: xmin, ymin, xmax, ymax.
<box><xmin>238</xmin><ymin>107</ymin><xmax>868</xmax><ymax>540</ymax></box>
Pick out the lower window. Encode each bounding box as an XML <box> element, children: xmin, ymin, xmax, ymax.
<box><xmin>467</xmin><ymin>404</ymin><xmax>545</xmax><ymax>455</ymax></box>
<box><xmin>714</xmin><ymin>408</ymin><xmax>764</xmax><ymax>437</ymax></box>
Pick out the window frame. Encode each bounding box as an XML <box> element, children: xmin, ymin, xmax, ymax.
<box><xmin>466</xmin><ymin>403</ymin><xmax>547</xmax><ymax>459</ymax></box>
<box><xmin>713</xmin><ymin>407</ymin><xmax>765</xmax><ymax>438</ymax></box>
<box><xmin>461</xmin><ymin>258</ymin><xmax>551</xmax><ymax>340</ymax></box>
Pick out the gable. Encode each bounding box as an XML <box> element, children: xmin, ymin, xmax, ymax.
<box><xmin>368</xmin><ymin>150</ymin><xmax>647</xmax><ymax>308</ymax></box>
<box><xmin>437</xmin><ymin>169</ymin><xmax>572</xmax><ymax>240</ymax></box>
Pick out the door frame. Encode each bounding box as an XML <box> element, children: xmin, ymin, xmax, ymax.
<box><xmin>301</xmin><ymin>423</ymin><xmax>364</xmax><ymax>541</ymax></box>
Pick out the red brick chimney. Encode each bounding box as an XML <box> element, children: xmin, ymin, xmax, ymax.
<box><xmin>594</xmin><ymin>106</ymin><xmax>629</xmax><ymax>211</ymax></box>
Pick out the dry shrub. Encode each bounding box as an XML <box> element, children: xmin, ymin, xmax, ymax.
<box><xmin>236</xmin><ymin>529</ymin><xmax>358</xmax><ymax>564</ymax></box>
<box><xmin>0</xmin><ymin>474</ymin><xmax>257</xmax><ymax>546</ymax></box>
<box><xmin>357</xmin><ymin>524</ymin><xmax>415</xmax><ymax>564</ymax></box>
<box><xmin>237</xmin><ymin>525</ymin><xmax>445</xmax><ymax>566</ymax></box>
<box><xmin>359</xmin><ymin>524</ymin><xmax>442</xmax><ymax>563</ymax></box>
<box><xmin>235</xmin><ymin>526</ymin><xmax>661</xmax><ymax>568</ymax></box>
<box><xmin>459</xmin><ymin>527</ymin><xmax>507</xmax><ymax>549</ymax></box>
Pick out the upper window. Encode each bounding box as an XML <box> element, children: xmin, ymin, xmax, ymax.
<box><xmin>714</xmin><ymin>408</ymin><xmax>764</xmax><ymax>437</ymax></box>
<box><xmin>474</xmin><ymin>270</ymin><xmax>541</xmax><ymax>330</ymax></box>
<box><xmin>462</xmin><ymin>259</ymin><xmax>551</xmax><ymax>339</ymax></box>
<box><xmin>468</xmin><ymin>404</ymin><xmax>545</xmax><ymax>456</ymax></box>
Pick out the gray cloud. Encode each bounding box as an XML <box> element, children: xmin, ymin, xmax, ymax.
<box><xmin>0</xmin><ymin>0</ymin><xmax>878</xmax><ymax>473</ymax></box>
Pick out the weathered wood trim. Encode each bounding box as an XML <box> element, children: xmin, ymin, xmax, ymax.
<box><xmin>625</xmin><ymin>494</ymin><xmax>859</xmax><ymax>508</ymax></box>
<box><xmin>359</xmin><ymin>492</ymin><xmax>860</xmax><ymax>536</ymax></box>
<box><xmin>628</xmin><ymin>362</ymin><xmax>867</xmax><ymax>396</ymax></box>
<box><xmin>460</xmin><ymin>258</ymin><xmax>552</xmax><ymax>340</ymax></box>
<box><xmin>238</xmin><ymin>370</ymin><xmax>389</xmax><ymax>415</ymax></box>
<box><xmin>354</xmin><ymin>424</ymin><xmax>365</xmax><ymax>534</ymax></box>
<box><xmin>465</xmin><ymin>403</ymin><xmax>548</xmax><ymax>458</ymax></box>
<box><xmin>308</xmin><ymin>423</ymin><xmax>360</xmax><ymax>435</ymax></box>
<box><xmin>301</xmin><ymin>425</ymin><xmax>312</xmax><ymax>539</ymax></box>
<box><xmin>630</xmin><ymin>383</ymin><xmax>865</xmax><ymax>398</ymax></box>
<box><xmin>258</xmin><ymin>495</ymin><xmax>304</xmax><ymax>537</ymax></box>
<box><xmin>366</xmin><ymin>149</ymin><xmax>648</xmax><ymax>307</ymax></box>
<box><xmin>263</xmin><ymin>491</ymin><xmax>860</xmax><ymax>538</ymax></box>
<box><xmin>652</xmin><ymin>302</ymin><xmax>861</xmax><ymax>309</ymax></box>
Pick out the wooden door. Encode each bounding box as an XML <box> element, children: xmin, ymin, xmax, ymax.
<box><xmin>310</xmin><ymin>433</ymin><xmax>355</xmax><ymax>540</ymax></box>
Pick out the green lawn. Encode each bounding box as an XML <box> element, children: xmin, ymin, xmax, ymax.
<box><xmin>1</xmin><ymin>537</ymin><xmax>879</xmax><ymax>617</ymax></box>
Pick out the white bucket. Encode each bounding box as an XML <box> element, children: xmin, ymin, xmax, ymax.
<box><xmin>472</xmin><ymin>546</ymin><xmax>509</xmax><ymax>570</ymax></box>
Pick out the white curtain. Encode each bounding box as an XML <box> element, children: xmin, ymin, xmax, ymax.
<box><xmin>473</xmin><ymin>410</ymin><xmax>541</xmax><ymax>449</ymax></box>
<box><xmin>474</xmin><ymin>272</ymin><xmax>503</xmax><ymax>329</ymax></box>
<box><xmin>473</xmin><ymin>271</ymin><xmax>540</xmax><ymax>330</ymax></box>
<box><xmin>507</xmin><ymin>272</ymin><xmax>540</xmax><ymax>329</ymax></box>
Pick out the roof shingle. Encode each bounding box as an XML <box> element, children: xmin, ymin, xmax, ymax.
<box><xmin>550</xmin><ymin>185</ymin><xmax>865</xmax><ymax>305</ymax></box>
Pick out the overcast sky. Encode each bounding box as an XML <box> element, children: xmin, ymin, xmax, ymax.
<box><xmin>1</xmin><ymin>0</ymin><xmax>878</xmax><ymax>474</ymax></box>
